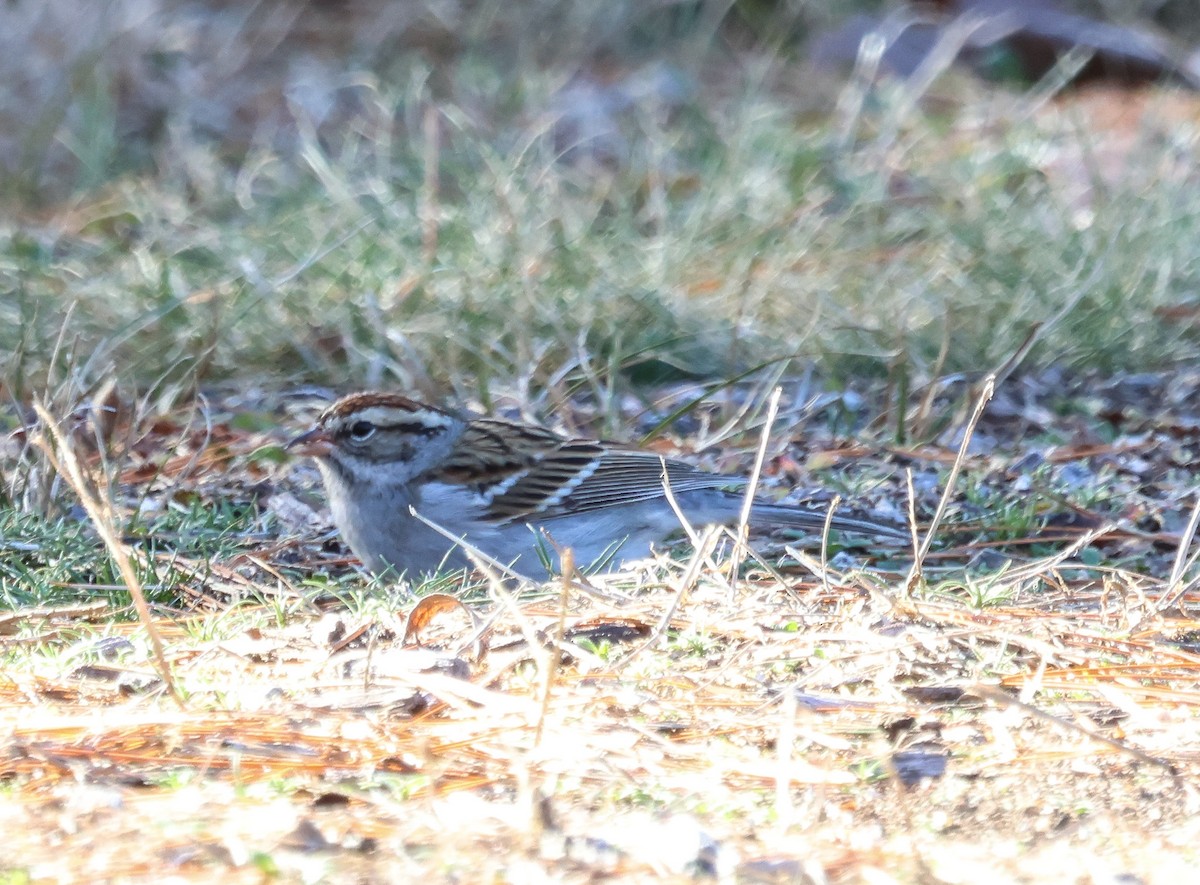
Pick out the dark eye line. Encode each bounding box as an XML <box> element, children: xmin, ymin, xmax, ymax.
<box><xmin>341</xmin><ymin>421</ymin><xmax>443</xmax><ymax>439</ymax></box>
<box><xmin>385</xmin><ymin>421</ymin><xmax>445</xmax><ymax>438</ymax></box>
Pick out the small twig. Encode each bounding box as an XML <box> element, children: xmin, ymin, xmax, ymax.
<box><xmin>819</xmin><ymin>495</ymin><xmax>842</xmax><ymax>598</ymax></box>
<box><xmin>409</xmin><ymin>507</ymin><xmax>619</xmax><ymax>657</ymax></box>
<box><xmin>784</xmin><ymin>545</ymin><xmax>845</xmax><ymax>591</ymax></box>
<box><xmin>658</xmin><ymin>456</ymin><xmax>732</xmax><ymax>596</ymax></box>
<box><xmin>610</xmin><ymin>527</ymin><xmax>720</xmax><ymax>673</ymax></box>
<box><xmin>732</xmin><ymin>385</ymin><xmax>783</xmax><ymax>585</ymax></box>
<box><xmin>727</xmin><ymin>528</ymin><xmax>794</xmax><ymax>598</ymax></box>
<box><xmin>1157</xmin><ymin>489</ymin><xmax>1200</xmax><ymax>613</ymax></box>
<box><xmin>966</xmin><ymin>682</ymin><xmax>1178</xmax><ymax>775</ymax></box>
<box><xmin>910</xmin><ymin>307</ymin><xmax>952</xmax><ymax>439</ymax></box>
<box><xmin>409</xmin><ymin>506</ymin><xmax>529</xmax><ymax>584</ymax></box>
<box><xmin>407</xmin><ymin>507</ymin><xmax>548</xmax><ymax>655</ymax></box>
<box><xmin>905</xmin><ymin>468</ymin><xmax>921</xmax><ymax>561</ymax></box>
<box><xmin>989</xmin><ymin>322</ymin><xmax>1042</xmax><ymax>391</ymax></box>
<box><xmin>904</xmin><ymin>374</ymin><xmax>994</xmax><ymax>595</ymax></box>
<box><xmin>31</xmin><ymin>403</ymin><xmax>183</xmax><ymax>707</ymax></box>
<box><xmin>995</xmin><ymin>525</ymin><xmax>1114</xmax><ymax>586</ymax></box>
<box><xmin>657</xmin><ymin>457</ymin><xmax>702</xmax><ymax>549</ymax></box>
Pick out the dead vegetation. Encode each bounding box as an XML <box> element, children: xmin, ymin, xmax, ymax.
<box><xmin>4</xmin><ymin>534</ymin><xmax>1199</xmax><ymax>882</ymax></box>
<box><xmin>4</xmin><ymin>377</ymin><xmax>1200</xmax><ymax>882</ymax></box>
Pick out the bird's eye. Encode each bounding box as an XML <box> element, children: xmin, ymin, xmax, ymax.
<box><xmin>347</xmin><ymin>420</ymin><xmax>376</xmax><ymax>442</ymax></box>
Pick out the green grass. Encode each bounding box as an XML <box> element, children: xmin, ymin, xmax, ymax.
<box><xmin>6</xmin><ymin>39</ymin><xmax>1200</xmax><ymax>417</ymax></box>
<box><xmin>1</xmin><ymin>6</ymin><xmax>1198</xmax><ymax>606</ymax></box>
<box><xmin>0</xmin><ymin>499</ymin><xmax>266</xmax><ymax>609</ymax></box>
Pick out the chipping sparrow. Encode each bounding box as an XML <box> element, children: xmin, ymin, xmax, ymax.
<box><xmin>288</xmin><ymin>392</ymin><xmax>906</xmax><ymax>579</ymax></box>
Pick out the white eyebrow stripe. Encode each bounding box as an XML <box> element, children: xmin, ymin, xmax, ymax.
<box><xmin>350</xmin><ymin>406</ymin><xmax>457</xmax><ymax>429</ymax></box>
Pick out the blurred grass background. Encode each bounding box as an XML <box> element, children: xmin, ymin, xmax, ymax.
<box><xmin>4</xmin><ymin>0</ymin><xmax>1200</xmax><ymax>415</ymax></box>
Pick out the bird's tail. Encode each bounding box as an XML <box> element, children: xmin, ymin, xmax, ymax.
<box><xmin>749</xmin><ymin>501</ymin><xmax>910</xmax><ymax>542</ymax></box>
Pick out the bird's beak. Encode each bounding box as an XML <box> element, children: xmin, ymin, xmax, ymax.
<box><xmin>286</xmin><ymin>426</ymin><xmax>335</xmax><ymax>458</ymax></box>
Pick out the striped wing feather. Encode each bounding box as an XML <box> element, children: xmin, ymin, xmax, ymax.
<box><xmin>487</xmin><ymin>444</ymin><xmax>740</xmax><ymax>523</ymax></box>
<box><xmin>431</xmin><ymin>418</ymin><xmax>741</xmax><ymax>524</ymax></box>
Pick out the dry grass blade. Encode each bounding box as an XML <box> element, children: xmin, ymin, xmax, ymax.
<box><xmin>783</xmin><ymin>542</ymin><xmax>899</xmax><ymax>620</ymax></box>
<box><xmin>966</xmin><ymin>683</ymin><xmax>1178</xmax><ymax>774</ymax></box>
<box><xmin>727</xmin><ymin>526</ymin><xmax>794</xmax><ymax>595</ymax></box>
<box><xmin>658</xmin><ymin>453</ymin><xmax>733</xmax><ymax>596</ymax></box>
<box><xmin>609</xmin><ymin>526</ymin><xmax>720</xmax><ymax>673</ymax></box>
<box><xmin>909</xmin><ymin>309</ymin><xmax>953</xmax><ymax>439</ymax></box>
<box><xmin>997</xmin><ymin>524</ymin><xmax>1115</xmax><ymax>585</ymax></box>
<box><xmin>637</xmin><ymin>355</ymin><xmax>795</xmax><ymax>445</ymax></box>
<box><xmin>904</xmin><ymin>373</ymin><xmax>995</xmax><ymax>595</ymax></box>
<box><xmin>905</xmin><ymin>467</ymin><xmax>920</xmax><ymax>561</ymax></box>
<box><xmin>732</xmin><ymin>385</ymin><xmax>782</xmax><ymax>579</ymax></box>
<box><xmin>30</xmin><ymin>402</ymin><xmax>183</xmax><ymax>707</ymax></box>
<box><xmin>408</xmin><ymin>505</ymin><xmax>529</xmax><ymax>586</ymax></box>
<box><xmin>820</xmin><ymin>494</ymin><xmax>842</xmax><ymax>598</ymax></box>
<box><xmin>989</xmin><ymin>321</ymin><xmax>1044</xmax><ymax>389</ymax></box>
<box><xmin>1157</xmin><ymin>490</ymin><xmax>1200</xmax><ymax>613</ymax></box>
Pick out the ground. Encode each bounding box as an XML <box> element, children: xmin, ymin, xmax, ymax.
<box><xmin>4</xmin><ymin>2</ymin><xmax>1200</xmax><ymax>882</ymax></box>
<box><xmin>5</xmin><ymin>377</ymin><xmax>1200</xmax><ymax>883</ymax></box>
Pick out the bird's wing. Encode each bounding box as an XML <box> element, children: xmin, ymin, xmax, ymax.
<box><xmin>429</xmin><ymin>418</ymin><xmax>738</xmax><ymax>524</ymax></box>
<box><xmin>486</xmin><ymin>444</ymin><xmax>740</xmax><ymax>523</ymax></box>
